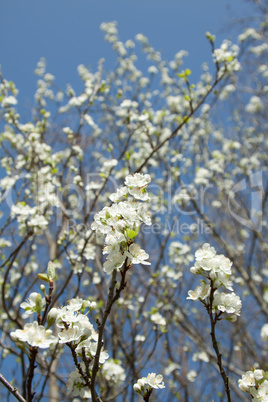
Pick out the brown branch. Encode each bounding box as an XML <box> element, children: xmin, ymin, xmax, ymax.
<box><xmin>143</xmin><ymin>388</ymin><xmax>153</xmax><ymax>401</ymax></box>
<box><xmin>206</xmin><ymin>281</ymin><xmax>232</xmax><ymax>402</ymax></box>
<box><xmin>0</xmin><ymin>373</ymin><xmax>26</xmax><ymax>402</ymax></box>
<box><xmin>135</xmin><ymin>69</ymin><xmax>225</xmax><ymax>174</ymax></box>
<box><xmin>26</xmin><ymin>347</ymin><xmax>38</xmax><ymax>402</ymax></box>
<box><xmin>91</xmin><ymin>259</ymin><xmax>130</xmax><ymax>402</ymax></box>
<box><xmin>1</xmin><ymin>231</ymin><xmax>33</xmax><ymax>327</ymax></box>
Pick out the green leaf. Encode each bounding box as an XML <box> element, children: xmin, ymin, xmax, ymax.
<box><xmin>47</xmin><ymin>261</ymin><xmax>56</xmax><ymax>280</ymax></box>
<box><xmin>38</xmin><ymin>273</ymin><xmax>50</xmax><ymax>282</ymax></box>
<box><xmin>185</xmin><ymin>68</ymin><xmax>191</xmax><ymax>76</ymax></box>
<box><xmin>126</xmin><ymin>227</ymin><xmax>139</xmax><ymax>239</ymax></box>
<box><xmin>125</xmin><ymin>151</ymin><xmax>131</xmax><ymax>160</ymax></box>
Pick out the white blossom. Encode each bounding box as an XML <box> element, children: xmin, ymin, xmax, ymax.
<box><xmin>125</xmin><ymin>173</ymin><xmax>151</xmax><ymax>188</ymax></box>
<box><xmin>11</xmin><ymin>321</ymin><xmax>56</xmax><ymax>348</ymax></box>
<box><xmin>151</xmin><ymin>312</ymin><xmax>166</xmax><ymax>326</ymax></box>
<box><xmin>127</xmin><ymin>244</ymin><xmax>151</xmax><ymax>265</ymax></box>
<box><xmin>187</xmin><ymin>281</ymin><xmax>210</xmax><ymax>301</ymax></box>
<box><xmin>261</xmin><ymin>323</ymin><xmax>268</xmax><ymax>342</ymax></box>
<box><xmin>20</xmin><ymin>292</ymin><xmax>45</xmax><ymax>315</ymax></box>
<box><xmin>213</xmin><ymin>292</ymin><xmax>242</xmax><ymax>317</ymax></box>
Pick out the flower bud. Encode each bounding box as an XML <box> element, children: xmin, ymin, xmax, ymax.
<box><xmin>40</xmin><ymin>284</ymin><xmax>46</xmax><ymax>295</ymax></box>
<box><xmin>35</xmin><ymin>293</ymin><xmax>43</xmax><ymax>315</ymax></box>
<box><xmin>133</xmin><ymin>383</ymin><xmax>142</xmax><ymax>393</ymax></box>
<box><xmin>46</xmin><ymin>308</ymin><xmax>58</xmax><ymax>328</ymax></box>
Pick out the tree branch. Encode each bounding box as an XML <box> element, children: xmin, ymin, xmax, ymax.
<box><xmin>0</xmin><ymin>373</ymin><xmax>26</xmax><ymax>402</ymax></box>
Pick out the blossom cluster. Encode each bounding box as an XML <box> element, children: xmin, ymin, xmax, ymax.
<box><xmin>11</xmin><ymin>290</ymin><xmax>109</xmax><ymax>398</ymax></box>
<box><xmin>212</xmin><ymin>39</ymin><xmax>240</xmax><ymax>74</ymax></box>
<box><xmin>187</xmin><ymin>243</ymin><xmax>242</xmax><ymax>321</ymax></box>
<box><xmin>91</xmin><ymin>173</ymin><xmax>152</xmax><ymax>274</ymax></box>
<box><xmin>238</xmin><ymin>368</ymin><xmax>268</xmax><ymax>401</ymax></box>
<box><xmin>133</xmin><ymin>373</ymin><xmax>165</xmax><ymax>397</ymax></box>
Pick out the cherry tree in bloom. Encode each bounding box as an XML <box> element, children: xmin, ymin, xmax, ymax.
<box><xmin>0</xmin><ymin>3</ymin><xmax>268</xmax><ymax>400</ymax></box>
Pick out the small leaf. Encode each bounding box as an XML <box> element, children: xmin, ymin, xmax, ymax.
<box><xmin>126</xmin><ymin>228</ymin><xmax>139</xmax><ymax>239</ymax></box>
<box><xmin>47</xmin><ymin>261</ymin><xmax>56</xmax><ymax>280</ymax></box>
<box><xmin>38</xmin><ymin>273</ymin><xmax>49</xmax><ymax>282</ymax></box>
<box><xmin>185</xmin><ymin>68</ymin><xmax>191</xmax><ymax>76</ymax></box>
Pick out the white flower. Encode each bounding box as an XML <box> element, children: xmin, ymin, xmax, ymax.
<box><xmin>1</xmin><ymin>96</ymin><xmax>17</xmax><ymax>107</ymax></box>
<box><xmin>136</xmin><ymin>203</ymin><xmax>152</xmax><ymax>225</ymax></box>
<box><xmin>238</xmin><ymin>27</ymin><xmax>261</xmax><ymax>42</ymax></box>
<box><xmin>20</xmin><ymin>292</ymin><xmax>45</xmax><ymax>315</ymax></box>
<box><xmin>109</xmin><ymin>186</ymin><xmax>128</xmax><ymax>202</ymax></box>
<box><xmin>103</xmin><ymin>252</ymin><xmax>126</xmax><ymax>274</ymax></box>
<box><xmin>102</xmin><ymin>233</ymin><xmax>125</xmax><ymax>256</ymax></box>
<box><xmin>256</xmin><ymin>379</ymin><xmax>268</xmax><ymax>399</ymax></box>
<box><xmin>254</xmin><ymin>370</ymin><xmax>264</xmax><ymax>381</ymax></box>
<box><xmin>101</xmin><ymin>359</ymin><xmax>126</xmax><ymax>383</ymax></box>
<box><xmin>191</xmin><ymin>243</ymin><xmax>235</xmax><ymax>291</ymax></box>
<box><xmin>145</xmin><ymin>373</ymin><xmax>165</xmax><ymax>389</ymax></box>
<box><xmin>133</xmin><ymin>373</ymin><xmax>165</xmax><ymax>396</ymax></box>
<box><xmin>58</xmin><ymin>325</ymin><xmax>84</xmax><ymax>344</ymax></box>
<box><xmin>198</xmin><ymin>254</ymin><xmax>232</xmax><ymax>275</ymax></box>
<box><xmin>186</xmin><ymin>370</ymin><xmax>197</xmax><ymax>382</ymax></box>
<box><xmin>127</xmin><ymin>244</ymin><xmax>151</xmax><ymax>265</ymax></box>
<box><xmin>102</xmin><ymin>159</ymin><xmax>118</xmax><ymax>169</ymax></box>
<box><xmin>66</xmin><ymin>298</ymin><xmax>84</xmax><ymax>311</ymax></box>
<box><xmin>125</xmin><ymin>173</ymin><xmax>151</xmax><ymax>188</ymax></box>
<box><xmin>11</xmin><ymin>321</ymin><xmax>56</xmax><ymax>348</ymax></box>
<box><xmin>27</xmin><ymin>214</ymin><xmax>49</xmax><ymax>230</ymax></box>
<box><xmin>128</xmin><ymin>187</ymin><xmax>151</xmax><ymax>201</ymax></box>
<box><xmin>56</xmin><ymin>307</ymin><xmax>90</xmax><ymax>328</ymax></box>
<box><xmin>261</xmin><ymin>323</ymin><xmax>268</xmax><ymax>342</ymax></box>
<box><xmin>187</xmin><ymin>281</ymin><xmax>210</xmax><ymax>301</ymax></box>
<box><xmin>67</xmin><ymin>365</ymin><xmax>91</xmax><ymax>398</ymax></box>
<box><xmin>214</xmin><ymin>271</ymin><xmax>233</xmax><ymax>291</ymax></box>
<box><xmin>135</xmin><ymin>335</ymin><xmax>146</xmax><ymax>342</ymax></box>
<box><xmin>238</xmin><ymin>370</ymin><xmax>256</xmax><ymax>392</ymax></box>
<box><xmin>238</xmin><ymin>369</ymin><xmax>267</xmax><ymax>399</ymax></box>
<box><xmin>192</xmin><ymin>351</ymin><xmax>209</xmax><ymax>362</ymax></box>
<box><xmin>245</xmin><ymin>96</ymin><xmax>263</xmax><ymax>114</ymax></box>
<box><xmin>213</xmin><ymin>292</ymin><xmax>242</xmax><ymax>316</ymax></box>
<box><xmin>88</xmin><ymin>342</ymin><xmax>109</xmax><ymax>363</ymax></box>
<box><xmin>194</xmin><ymin>168</ymin><xmax>211</xmax><ymax>185</ymax></box>
<box><xmin>151</xmin><ymin>312</ymin><xmax>166</xmax><ymax>326</ymax></box>
<box><xmin>195</xmin><ymin>243</ymin><xmax>216</xmax><ymax>260</ymax></box>
<box><xmin>148</xmin><ymin>65</ymin><xmax>158</xmax><ymax>75</ymax></box>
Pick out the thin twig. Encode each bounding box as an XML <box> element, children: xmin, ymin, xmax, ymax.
<box><xmin>0</xmin><ymin>373</ymin><xmax>26</xmax><ymax>402</ymax></box>
<box><xmin>91</xmin><ymin>260</ymin><xmax>130</xmax><ymax>401</ymax></box>
<box><xmin>207</xmin><ymin>281</ymin><xmax>232</xmax><ymax>402</ymax></box>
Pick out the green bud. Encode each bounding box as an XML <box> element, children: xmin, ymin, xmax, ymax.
<box><xmin>47</xmin><ymin>261</ymin><xmax>56</xmax><ymax>280</ymax></box>
<box><xmin>38</xmin><ymin>273</ymin><xmax>49</xmax><ymax>282</ymax></box>
<box><xmin>46</xmin><ymin>308</ymin><xmax>58</xmax><ymax>329</ymax></box>
<box><xmin>206</xmin><ymin>31</ymin><xmax>216</xmax><ymax>43</ymax></box>
<box><xmin>40</xmin><ymin>284</ymin><xmax>46</xmax><ymax>295</ymax></box>
<box><xmin>35</xmin><ymin>294</ymin><xmax>43</xmax><ymax>315</ymax></box>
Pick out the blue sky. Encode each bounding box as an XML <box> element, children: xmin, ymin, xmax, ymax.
<box><xmin>0</xmin><ymin>0</ymin><xmax>255</xmax><ymax>107</ymax></box>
